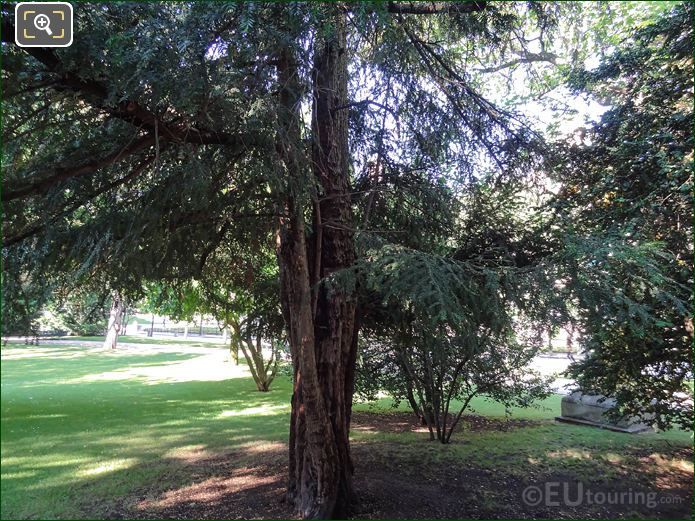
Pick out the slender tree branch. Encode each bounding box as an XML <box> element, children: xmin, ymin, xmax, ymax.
<box><xmin>4</xmin><ymin>80</ymin><xmax>59</xmax><ymax>99</ymax></box>
<box><xmin>196</xmin><ymin>220</ymin><xmax>232</xmax><ymax>276</ymax></box>
<box><xmin>332</xmin><ymin>99</ymin><xmax>399</xmax><ymax>120</ymax></box>
<box><xmin>4</xmin><ymin>103</ymin><xmax>51</xmax><ymax>137</ymax></box>
<box><xmin>475</xmin><ymin>51</ymin><xmax>558</xmax><ymax>73</ymax></box>
<box><xmin>2</xmin><ymin>134</ymin><xmax>157</xmax><ymax>201</ymax></box>
<box><xmin>2</xmin><ymin>152</ymin><xmax>160</xmax><ymax>247</ymax></box>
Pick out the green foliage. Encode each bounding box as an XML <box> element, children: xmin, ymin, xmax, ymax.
<box><xmin>2</xmin><ymin>1</ymin><xmax>282</xmax><ymax>293</ymax></box>
<box><xmin>553</xmin><ymin>3</ymin><xmax>694</xmax><ymax>430</ymax></box>
<box><xmin>353</xmin><ymin>174</ymin><xmax>561</xmax><ymax>442</ymax></box>
<box><xmin>1</xmin><ymin>260</ymin><xmax>50</xmax><ymax>336</ymax></box>
<box><xmin>139</xmin><ymin>227</ymin><xmax>285</xmax><ymax>390</ymax></box>
<box><xmin>140</xmin><ymin>281</ymin><xmax>203</xmax><ymax>323</ymax></box>
<box><xmin>2</xmin><ymin>2</ymin><xmax>558</xmax><ymax>308</ymax></box>
<box><xmin>39</xmin><ymin>288</ymin><xmax>109</xmax><ymax>336</ymax></box>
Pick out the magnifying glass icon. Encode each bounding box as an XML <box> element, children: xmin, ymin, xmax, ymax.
<box><xmin>34</xmin><ymin>14</ymin><xmax>53</xmax><ymax>36</ymax></box>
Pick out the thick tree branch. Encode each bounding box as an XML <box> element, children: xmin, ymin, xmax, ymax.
<box><xmin>387</xmin><ymin>1</ymin><xmax>486</xmax><ymax>15</ymax></box>
<box><xmin>1</xmin><ymin>16</ymin><xmax>251</xmax><ymax>146</ymax></box>
<box><xmin>2</xmin><ymin>17</ymin><xmax>267</xmax><ymax>204</ymax></box>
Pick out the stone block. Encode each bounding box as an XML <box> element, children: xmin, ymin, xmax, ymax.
<box><xmin>556</xmin><ymin>391</ymin><xmax>653</xmax><ymax>433</ymax></box>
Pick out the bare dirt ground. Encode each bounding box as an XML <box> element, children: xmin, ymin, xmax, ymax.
<box><xmin>114</xmin><ymin>412</ymin><xmax>692</xmax><ymax>520</ymax></box>
<box><xmin>350</xmin><ymin>410</ymin><xmax>541</xmax><ymax>435</ymax></box>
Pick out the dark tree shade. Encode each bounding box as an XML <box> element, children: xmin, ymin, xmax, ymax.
<box><xmin>557</xmin><ymin>4</ymin><xmax>694</xmax><ymax>430</ymax></box>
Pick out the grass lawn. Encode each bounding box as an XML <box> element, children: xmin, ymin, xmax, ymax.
<box><xmin>352</xmin><ymin>393</ymin><xmax>691</xmax><ymax>480</ymax></box>
<box><xmin>1</xmin><ymin>340</ymin><xmax>692</xmax><ymax>519</ymax></box>
<box><xmin>1</xmin><ymin>342</ymin><xmax>290</xmax><ymax>518</ymax></box>
<box><xmin>40</xmin><ymin>335</ymin><xmax>228</xmax><ymax>347</ymax></box>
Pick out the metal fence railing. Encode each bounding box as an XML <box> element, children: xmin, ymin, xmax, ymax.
<box><xmin>138</xmin><ymin>324</ymin><xmax>225</xmax><ymax>338</ymax></box>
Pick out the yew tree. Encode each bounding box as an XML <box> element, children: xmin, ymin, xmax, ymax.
<box><xmin>554</xmin><ymin>4</ymin><xmax>694</xmax><ymax>430</ymax></box>
<box><xmin>2</xmin><ymin>2</ymin><xmax>589</xmax><ymax>517</ymax></box>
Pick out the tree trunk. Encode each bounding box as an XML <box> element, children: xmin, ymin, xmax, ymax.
<box><xmin>229</xmin><ymin>335</ymin><xmax>239</xmax><ymax>365</ymax></box>
<box><xmin>121</xmin><ymin>308</ymin><xmax>128</xmax><ymax>336</ymax></box>
<box><xmin>275</xmin><ymin>10</ymin><xmax>357</xmax><ymax>518</ymax></box>
<box><xmin>103</xmin><ymin>292</ymin><xmax>123</xmax><ymax>350</ymax></box>
<box><xmin>308</xmin><ymin>10</ymin><xmax>357</xmax><ymax>517</ymax></box>
<box><xmin>238</xmin><ymin>333</ymin><xmax>277</xmax><ymax>392</ymax></box>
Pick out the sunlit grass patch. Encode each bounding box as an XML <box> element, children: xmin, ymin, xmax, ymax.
<box><xmin>1</xmin><ymin>343</ymin><xmax>291</xmax><ymax>519</ymax></box>
<box><xmin>217</xmin><ymin>404</ymin><xmax>289</xmax><ymax>417</ymax></box>
<box><xmin>2</xmin><ymin>341</ymin><xmax>692</xmax><ymax>519</ymax></box>
<box><xmin>77</xmin><ymin>458</ymin><xmax>139</xmax><ymax>477</ymax></box>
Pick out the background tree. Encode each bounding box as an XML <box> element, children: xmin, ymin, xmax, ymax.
<box><xmin>141</xmin><ymin>228</ymin><xmax>285</xmax><ymax>392</ymax></box>
<box><xmin>550</xmin><ymin>3</ymin><xmax>694</xmax><ymax>430</ymax></box>
<box><xmin>358</xmin><ymin>323</ymin><xmax>552</xmax><ymax>443</ymax></box>
<box><xmin>196</xmin><ymin>233</ymin><xmax>286</xmax><ymax>392</ymax></box>
<box><xmin>353</xmin><ymin>182</ymin><xmax>560</xmax><ymax>443</ymax></box>
<box><xmin>40</xmin><ymin>286</ymin><xmax>110</xmax><ymax>336</ymax></box>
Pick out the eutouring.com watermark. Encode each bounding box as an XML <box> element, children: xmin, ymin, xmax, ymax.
<box><xmin>521</xmin><ymin>482</ymin><xmax>684</xmax><ymax>509</ymax></box>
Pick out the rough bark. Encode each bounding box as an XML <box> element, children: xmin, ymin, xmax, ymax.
<box><xmin>276</xmin><ymin>42</ymin><xmax>336</xmax><ymax>520</ymax></box>
<box><xmin>275</xmin><ymin>9</ymin><xmax>358</xmax><ymax>518</ymax></box>
<box><xmin>309</xmin><ymin>11</ymin><xmax>357</xmax><ymax>517</ymax></box>
<box><xmin>229</xmin><ymin>334</ymin><xmax>239</xmax><ymax>365</ymax></box>
<box><xmin>103</xmin><ymin>292</ymin><xmax>123</xmax><ymax>350</ymax></box>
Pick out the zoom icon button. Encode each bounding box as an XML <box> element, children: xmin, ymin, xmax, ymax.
<box><xmin>15</xmin><ymin>2</ymin><xmax>73</xmax><ymax>48</ymax></box>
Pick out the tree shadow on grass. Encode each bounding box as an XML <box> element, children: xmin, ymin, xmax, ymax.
<box><xmin>128</xmin><ymin>442</ymin><xmax>293</xmax><ymax>520</ymax></box>
<box><xmin>348</xmin><ymin>416</ymin><xmax>693</xmax><ymax>520</ymax></box>
<box><xmin>2</xmin><ymin>347</ymin><xmax>294</xmax><ymax>519</ymax></box>
<box><xmin>3</xmin><ymin>348</ymin><xmax>692</xmax><ymax>520</ymax></box>
<box><xmin>8</xmin><ymin>421</ymin><xmax>690</xmax><ymax>520</ymax></box>
<box><xmin>2</xmin><ymin>396</ymin><xmax>293</xmax><ymax>519</ymax></box>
